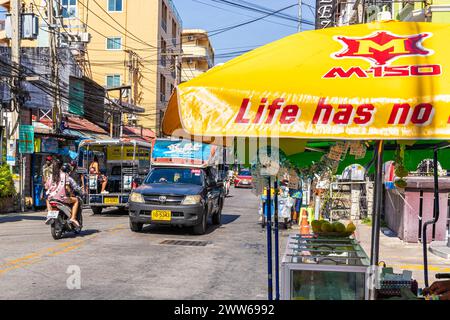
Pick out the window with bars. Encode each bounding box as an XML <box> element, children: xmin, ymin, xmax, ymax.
<box><xmin>162</xmin><ymin>2</ymin><xmax>168</xmax><ymax>31</ymax></box>
<box><xmin>160</xmin><ymin>74</ymin><xmax>166</xmax><ymax>102</ymax></box>
<box><xmin>161</xmin><ymin>38</ymin><xmax>167</xmax><ymax>66</ymax></box>
<box><xmin>172</xmin><ymin>19</ymin><xmax>177</xmax><ymax>46</ymax></box>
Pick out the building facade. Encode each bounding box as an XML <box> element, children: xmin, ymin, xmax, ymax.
<box><xmin>318</xmin><ymin>0</ymin><xmax>450</xmax><ymax>28</ymax></box>
<box><xmin>181</xmin><ymin>29</ymin><xmax>214</xmax><ymax>83</ymax></box>
<box><xmin>0</xmin><ymin>0</ymin><xmax>182</xmax><ymax>135</ymax></box>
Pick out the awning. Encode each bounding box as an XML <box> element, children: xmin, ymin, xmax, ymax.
<box><xmin>163</xmin><ymin>21</ymin><xmax>450</xmax><ymax>141</ymax></box>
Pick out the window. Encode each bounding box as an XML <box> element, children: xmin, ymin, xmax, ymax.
<box><xmin>108</xmin><ymin>0</ymin><xmax>123</xmax><ymax>12</ymax></box>
<box><xmin>161</xmin><ymin>2</ymin><xmax>168</xmax><ymax>31</ymax></box>
<box><xmin>160</xmin><ymin>74</ymin><xmax>166</xmax><ymax>102</ymax></box>
<box><xmin>106</xmin><ymin>75</ymin><xmax>121</xmax><ymax>88</ymax></box>
<box><xmin>62</xmin><ymin>0</ymin><xmax>77</xmax><ymax>18</ymax></box>
<box><xmin>106</xmin><ymin>37</ymin><xmax>122</xmax><ymax>50</ymax></box>
<box><xmin>161</xmin><ymin>38</ymin><xmax>167</xmax><ymax>66</ymax></box>
<box><xmin>145</xmin><ymin>168</ymin><xmax>204</xmax><ymax>186</ymax></box>
<box><xmin>171</xmin><ymin>19</ymin><xmax>177</xmax><ymax>46</ymax></box>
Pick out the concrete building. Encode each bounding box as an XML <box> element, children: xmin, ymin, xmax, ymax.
<box><xmin>330</xmin><ymin>0</ymin><xmax>450</xmax><ymax>27</ymax></box>
<box><xmin>0</xmin><ymin>19</ymin><xmax>5</xmax><ymax>46</ymax></box>
<box><xmin>0</xmin><ymin>0</ymin><xmax>182</xmax><ymax>135</ymax></box>
<box><xmin>181</xmin><ymin>29</ymin><xmax>214</xmax><ymax>83</ymax></box>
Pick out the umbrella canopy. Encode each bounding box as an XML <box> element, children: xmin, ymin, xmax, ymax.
<box><xmin>163</xmin><ymin>21</ymin><xmax>450</xmax><ymax>141</ymax></box>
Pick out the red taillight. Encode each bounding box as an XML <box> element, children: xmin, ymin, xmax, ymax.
<box><xmin>131</xmin><ymin>181</ymin><xmax>138</xmax><ymax>189</ymax></box>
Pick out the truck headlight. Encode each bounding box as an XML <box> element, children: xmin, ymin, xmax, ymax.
<box><xmin>181</xmin><ymin>195</ymin><xmax>201</xmax><ymax>205</ymax></box>
<box><xmin>129</xmin><ymin>192</ymin><xmax>145</xmax><ymax>203</ymax></box>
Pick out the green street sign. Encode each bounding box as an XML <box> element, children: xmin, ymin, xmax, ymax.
<box><xmin>19</xmin><ymin>125</ymin><xmax>35</xmax><ymax>154</ymax></box>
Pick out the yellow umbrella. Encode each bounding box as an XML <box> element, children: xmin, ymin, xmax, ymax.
<box><xmin>163</xmin><ymin>21</ymin><xmax>450</xmax><ymax>298</ymax></box>
<box><xmin>164</xmin><ymin>21</ymin><xmax>450</xmax><ymax>141</ymax></box>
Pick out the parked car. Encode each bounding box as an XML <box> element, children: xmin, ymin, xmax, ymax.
<box><xmin>234</xmin><ymin>169</ymin><xmax>253</xmax><ymax>188</ymax></box>
<box><xmin>128</xmin><ymin>165</ymin><xmax>225</xmax><ymax>235</ymax></box>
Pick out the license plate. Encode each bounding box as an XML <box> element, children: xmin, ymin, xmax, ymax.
<box><xmin>242</xmin><ymin>181</ymin><xmax>249</xmax><ymax>184</ymax></box>
<box><xmin>47</xmin><ymin>211</ymin><xmax>59</xmax><ymax>219</ymax></box>
<box><xmin>151</xmin><ymin>210</ymin><xmax>171</xmax><ymax>221</ymax></box>
<box><xmin>104</xmin><ymin>197</ymin><xmax>119</xmax><ymax>204</ymax></box>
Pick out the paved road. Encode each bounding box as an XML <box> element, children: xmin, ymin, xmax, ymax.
<box><xmin>0</xmin><ymin>188</ymin><xmax>268</xmax><ymax>300</ymax></box>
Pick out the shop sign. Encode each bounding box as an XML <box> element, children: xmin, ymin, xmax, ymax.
<box><xmin>18</xmin><ymin>125</ymin><xmax>34</xmax><ymax>154</ymax></box>
<box><xmin>6</xmin><ymin>139</ymin><xmax>16</xmax><ymax>166</ymax></box>
<box><xmin>315</xmin><ymin>0</ymin><xmax>335</xmax><ymax>29</ymax></box>
<box><xmin>107</xmin><ymin>146</ymin><xmax>151</xmax><ymax>162</ymax></box>
<box><xmin>41</xmin><ymin>137</ymin><xmax>59</xmax><ymax>154</ymax></box>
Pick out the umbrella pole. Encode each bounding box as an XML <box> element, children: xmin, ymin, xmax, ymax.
<box><xmin>369</xmin><ymin>140</ymin><xmax>384</xmax><ymax>298</ymax></box>
<box><xmin>274</xmin><ymin>179</ymin><xmax>280</xmax><ymax>300</ymax></box>
<box><xmin>422</xmin><ymin>147</ymin><xmax>440</xmax><ymax>288</ymax></box>
<box><xmin>266</xmin><ymin>176</ymin><xmax>273</xmax><ymax>300</ymax></box>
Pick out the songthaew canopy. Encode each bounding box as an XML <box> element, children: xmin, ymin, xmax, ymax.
<box><xmin>163</xmin><ymin>21</ymin><xmax>450</xmax><ymax>141</ymax></box>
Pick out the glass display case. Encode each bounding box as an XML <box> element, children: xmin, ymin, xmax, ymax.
<box><xmin>281</xmin><ymin>234</ymin><xmax>370</xmax><ymax>300</ymax></box>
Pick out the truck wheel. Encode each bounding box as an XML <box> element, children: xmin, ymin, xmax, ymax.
<box><xmin>193</xmin><ymin>211</ymin><xmax>207</xmax><ymax>235</ymax></box>
<box><xmin>130</xmin><ymin>220</ymin><xmax>143</xmax><ymax>232</ymax></box>
<box><xmin>91</xmin><ymin>207</ymin><xmax>102</xmax><ymax>215</ymax></box>
<box><xmin>212</xmin><ymin>200</ymin><xmax>223</xmax><ymax>225</ymax></box>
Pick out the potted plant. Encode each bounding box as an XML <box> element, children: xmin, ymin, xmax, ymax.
<box><xmin>0</xmin><ymin>164</ymin><xmax>17</xmax><ymax>214</ymax></box>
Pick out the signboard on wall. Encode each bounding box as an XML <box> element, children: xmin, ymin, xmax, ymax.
<box><xmin>316</xmin><ymin>0</ymin><xmax>336</xmax><ymax>29</ymax></box>
<box><xmin>18</xmin><ymin>125</ymin><xmax>34</xmax><ymax>154</ymax></box>
<box><xmin>41</xmin><ymin>137</ymin><xmax>59</xmax><ymax>154</ymax></box>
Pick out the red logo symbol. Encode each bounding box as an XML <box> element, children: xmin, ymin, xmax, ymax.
<box><xmin>332</xmin><ymin>31</ymin><xmax>433</xmax><ymax>66</ymax></box>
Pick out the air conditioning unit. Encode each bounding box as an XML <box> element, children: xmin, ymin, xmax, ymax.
<box><xmin>187</xmin><ymin>35</ymin><xmax>195</xmax><ymax>41</ymax></box>
<box><xmin>80</xmin><ymin>32</ymin><xmax>91</xmax><ymax>43</ymax></box>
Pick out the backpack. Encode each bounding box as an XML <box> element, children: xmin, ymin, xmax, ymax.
<box><xmin>47</xmin><ymin>172</ymin><xmax>68</xmax><ymax>203</ymax></box>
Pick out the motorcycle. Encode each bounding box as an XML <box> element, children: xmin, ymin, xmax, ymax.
<box><xmin>46</xmin><ymin>196</ymin><xmax>83</xmax><ymax>240</ymax></box>
<box><xmin>224</xmin><ymin>176</ymin><xmax>232</xmax><ymax>197</ymax></box>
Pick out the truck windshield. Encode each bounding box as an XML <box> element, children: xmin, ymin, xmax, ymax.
<box><xmin>239</xmin><ymin>170</ymin><xmax>251</xmax><ymax>176</ymax></box>
<box><xmin>145</xmin><ymin>168</ymin><xmax>204</xmax><ymax>185</ymax></box>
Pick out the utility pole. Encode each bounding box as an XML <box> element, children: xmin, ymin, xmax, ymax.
<box><xmin>298</xmin><ymin>0</ymin><xmax>302</xmax><ymax>32</ymax></box>
<box><xmin>47</xmin><ymin>0</ymin><xmax>62</xmax><ymax>133</ymax></box>
<box><xmin>10</xmin><ymin>0</ymin><xmax>20</xmax><ymax>141</ymax></box>
<box><xmin>10</xmin><ymin>0</ymin><xmax>24</xmax><ymax>212</ymax></box>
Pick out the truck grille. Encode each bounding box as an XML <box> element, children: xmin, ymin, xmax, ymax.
<box><xmin>143</xmin><ymin>195</ymin><xmax>184</xmax><ymax>205</ymax></box>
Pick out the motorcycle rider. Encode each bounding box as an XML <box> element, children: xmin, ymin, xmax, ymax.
<box><xmin>45</xmin><ymin>159</ymin><xmax>83</xmax><ymax>227</ymax></box>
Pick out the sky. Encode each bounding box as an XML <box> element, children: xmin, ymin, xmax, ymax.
<box><xmin>172</xmin><ymin>0</ymin><xmax>316</xmax><ymax>64</ymax></box>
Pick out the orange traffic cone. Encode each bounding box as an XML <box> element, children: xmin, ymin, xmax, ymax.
<box><xmin>300</xmin><ymin>209</ymin><xmax>310</xmax><ymax>235</ymax></box>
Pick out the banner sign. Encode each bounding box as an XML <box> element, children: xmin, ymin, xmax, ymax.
<box><xmin>152</xmin><ymin>140</ymin><xmax>212</xmax><ymax>162</ymax></box>
<box><xmin>19</xmin><ymin>125</ymin><xmax>34</xmax><ymax>154</ymax></box>
<box><xmin>316</xmin><ymin>0</ymin><xmax>336</xmax><ymax>29</ymax></box>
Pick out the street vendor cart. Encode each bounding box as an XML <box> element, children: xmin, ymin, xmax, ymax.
<box><xmin>161</xmin><ymin>21</ymin><xmax>450</xmax><ymax>300</ymax></box>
